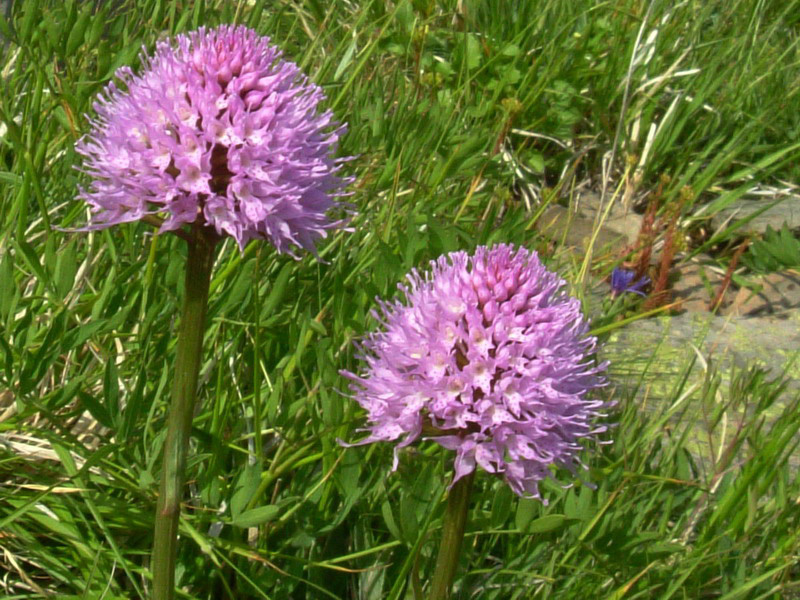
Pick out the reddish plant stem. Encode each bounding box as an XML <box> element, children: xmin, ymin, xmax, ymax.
<box><xmin>709</xmin><ymin>238</ymin><xmax>749</xmax><ymax>312</ymax></box>
<box><xmin>643</xmin><ymin>207</ymin><xmax>679</xmax><ymax>311</ymax></box>
<box><xmin>631</xmin><ymin>179</ymin><xmax>664</xmax><ymax>279</ymax></box>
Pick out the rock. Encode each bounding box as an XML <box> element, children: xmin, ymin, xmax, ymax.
<box><xmin>655</xmin><ymin>256</ymin><xmax>800</xmax><ymax>317</ymax></box>
<box><xmin>536</xmin><ymin>192</ymin><xmax>643</xmax><ymax>257</ymax></box>
<box><xmin>725</xmin><ymin>271</ymin><xmax>800</xmax><ymax>316</ymax></box>
<box><xmin>603</xmin><ymin>311</ymin><xmax>800</xmax><ymax>470</ymax></box>
<box><xmin>710</xmin><ymin>196</ymin><xmax>800</xmax><ymax>236</ymax></box>
<box><xmin>575</xmin><ymin>190</ymin><xmax>644</xmax><ymax>244</ymax></box>
<box><xmin>606</xmin><ymin>311</ymin><xmax>800</xmax><ymax>376</ymax></box>
<box><xmin>536</xmin><ymin>205</ymin><xmax>628</xmax><ymax>253</ymax></box>
<box><xmin>604</xmin><ymin>212</ymin><xmax>644</xmax><ymax>245</ymax></box>
<box><xmin>670</xmin><ymin>255</ymin><xmax>727</xmax><ymax>313</ymax></box>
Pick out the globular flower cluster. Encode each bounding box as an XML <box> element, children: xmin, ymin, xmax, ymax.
<box><xmin>76</xmin><ymin>25</ymin><xmax>350</xmax><ymax>254</ymax></box>
<box><xmin>342</xmin><ymin>245</ymin><xmax>610</xmax><ymax>499</ymax></box>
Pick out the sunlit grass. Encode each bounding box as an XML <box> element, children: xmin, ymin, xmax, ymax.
<box><xmin>0</xmin><ymin>0</ymin><xmax>799</xmax><ymax>598</ymax></box>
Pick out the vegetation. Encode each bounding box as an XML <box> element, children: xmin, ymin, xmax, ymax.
<box><xmin>0</xmin><ymin>0</ymin><xmax>798</xmax><ymax>598</ymax></box>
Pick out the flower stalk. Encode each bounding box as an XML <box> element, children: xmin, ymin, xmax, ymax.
<box><xmin>429</xmin><ymin>470</ymin><xmax>475</xmax><ymax>600</ymax></box>
<box><xmin>152</xmin><ymin>224</ymin><xmax>217</xmax><ymax>600</ymax></box>
<box><xmin>73</xmin><ymin>23</ymin><xmax>352</xmax><ymax>600</ymax></box>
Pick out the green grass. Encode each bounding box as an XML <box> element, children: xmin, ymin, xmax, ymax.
<box><xmin>1</xmin><ymin>0</ymin><xmax>799</xmax><ymax>598</ymax></box>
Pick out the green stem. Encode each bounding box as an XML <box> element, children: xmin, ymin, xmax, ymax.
<box><xmin>152</xmin><ymin>225</ymin><xmax>217</xmax><ymax>600</ymax></box>
<box><xmin>429</xmin><ymin>471</ymin><xmax>475</xmax><ymax>600</ymax></box>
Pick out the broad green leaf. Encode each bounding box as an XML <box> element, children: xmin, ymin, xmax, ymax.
<box><xmin>230</xmin><ymin>463</ymin><xmax>262</xmax><ymax>518</ymax></box>
<box><xmin>261</xmin><ymin>260</ymin><xmax>293</xmax><ymax>318</ymax></box>
<box><xmin>381</xmin><ymin>500</ymin><xmax>403</xmax><ymax>543</ymax></box>
<box><xmin>514</xmin><ymin>498</ymin><xmax>539</xmax><ymax>532</ymax></box>
<box><xmin>13</xmin><ymin>238</ymin><xmax>49</xmax><ymax>290</ymax></box>
<box><xmin>334</xmin><ymin>38</ymin><xmax>357</xmax><ymax>81</ymax></box>
<box><xmin>231</xmin><ymin>505</ymin><xmax>281</xmax><ymax>528</ymax></box>
<box><xmin>65</xmin><ymin>2</ymin><xmax>92</xmax><ymax>55</ymax></box>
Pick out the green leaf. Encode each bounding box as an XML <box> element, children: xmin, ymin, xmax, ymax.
<box><xmin>119</xmin><ymin>365</ymin><xmax>149</xmax><ymax>441</ymax></box>
<box><xmin>395</xmin><ymin>0</ymin><xmax>414</xmax><ymax>35</ymax></box>
<box><xmin>381</xmin><ymin>500</ymin><xmax>403</xmax><ymax>542</ymax></box>
<box><xmin>19</xmin><ymin>0</ymin><xmax>41</xmax><ymax>42</ymax></box>
<box><xmin>0</xmin><ymin>4</ymin><xmax>12</xmax><ymax>40</ymax></box>
<box><xmin>526</xmin><ymin>513</ymin><xmax>576</xmax><ymax>534</ymax></box>
<box><xmin>514</xmin><ymin>498</ymin><xmax>539</xmax><ymax>531</ymax></box>
<box><xmin>222</xmin><ymin>258</ymin><xmax>254</xmax><ymax>312</ymax></box>
<box><xmin>65</xmin><ymin>2</ymin><xmax>92</xmax><ymax>55</ymax></box>
<box><xmin>261</xmin><ymin>261</ymin><xmax>292</xmax><ymax>318</ymax></box>
<box><xmin>399</xmin><ymin>495</ymin><xmax>419</xmax><ymax>541</ymax></box>
<box><xmin>13</xmin><ymin>238</ymin><xmax>49</xmax><ymax>290</ymax></box>
<box><xmin>230</xmin><ymin>464</ymin><xmax>261</xmax><ymax>518</ymax></box>
<box><xmin>79</xmin><ymin>389</ymin><xmax>114</xmax><ymax>430</ymax></box>
<box><xmin>0</xmin><ymin>334</ymin><xmax>14</xmax><ymax>383</ymax></box>
<box><xmin>0</xmin><ymin>171</ymin><xmax>22</xmax><ymax>185</ymax></box>
<box><xmin>490</xmin><ymin>485</ymin><xmax>513</xmax><ymax>528</ymax></box>
<box><xmin>464</xmin><ymin>33</ymin><xmax>482</xmax><ymax>70</ymax></box>
<box><xmin>103</xmin><ymin>355</ymin><xmax>120</xmax><ymax>426</ymax></box>
<box><xmin>91</xmin><ymin>267</ymin><xmax>117</xmax><ymax>320</ymax></box>
<box><xmin>86</xmin><ymin>4</ymin><xmax>108</xmax><ymax>48</ymax></box>
<box><xmin>742</xmin><ymin>224</ymin><xmax>800</xmax><ymax>273</ymax></box>
<box><xmin>0</xmin><ymin>252</ymin><xmax>15</xmax><ymax>321</ymax></box>
<box><xmin>230</xmin><ymin>505</ymin><xmax>281</xmax><ymax>528</ymax></box>
<box><xmin>54</xmin><ymin>240</ymin><xmax>77</xmax><ymax>298</ymax></box>
<box><xmin>334</xmin><ymin>38</ymin><xmax>357</xmax><ymax>81</ymax></box>
<box><xmin>62</xmin><ymin>320</ymin><xmax>106</xmax><ymax>352</ymax></box>
<box><xmin>526</xmin><ymin>151</ymin><xmax>545</xmax><ymax>174</ymax></box>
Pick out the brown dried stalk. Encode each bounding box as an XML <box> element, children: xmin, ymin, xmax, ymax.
<box><xmin>629</xmin><ymin>176</ymin><xmax>668</xmax><ymax>280</ymax></box>
<box><xmin>709</xmin><ymin>239</ymin><xmax>750</xmax><ymax>312</ymax></box>
<box><xmin>641</xmin><ymin>183</ymin><xmax>693</xmax><ymax>311</ymax></box>
<box><xmin>643</xmin><ymin>207</ymin><xmax>679</xmax><ymax>311</ymax></box>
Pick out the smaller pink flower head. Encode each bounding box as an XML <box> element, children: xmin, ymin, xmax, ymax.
<box><xmin>341</xmin><ymin>244</ymin><xmax>610</xmax><ymax>500</ymax></box>
<box><xmin>75</xmin><ymin>25</ymin><xmax>351</xmax><ymax>254</ymax></box>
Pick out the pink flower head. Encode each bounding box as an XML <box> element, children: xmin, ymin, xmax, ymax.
<box><xmin>341</xmin><ymin>245</ymin><xmax>610</xmax><ymax>500</ymax></box>
<box><xmin>75</xmin><ymin>25</ymin><xmax>351</xmax><ymax>254</ymax></box>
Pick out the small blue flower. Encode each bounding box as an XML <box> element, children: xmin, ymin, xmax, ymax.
<box><xmin>610</xmin><ymin>268</ymin><xmax>649</xmax><ymax>297</ymax></box>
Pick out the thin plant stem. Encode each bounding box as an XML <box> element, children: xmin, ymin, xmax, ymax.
<box><xmin>429</xmin><ymin>470</ymin><xmax>475</xmax><ymax>600</ymax></box>
<box><xmin>709</xmin><ymin>238</ymin><xmax>749</xmax><ymax>312</ymax></box>
<box><xmin>152</xmin><ymin>224</ymin><xmax>218</xmax><ymax>600</ymax></box>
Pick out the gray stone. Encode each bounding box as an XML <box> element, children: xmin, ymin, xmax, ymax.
<box><xmin>536</xmin><ymin>205</ymin><xmax>629</xmax><ymax>253</ymax></box>
<box><xmin>574</xmin><ymin>190</ymin><xmax>644</xmax><ymax>244</ymax></box>
<box><xmin>603</xmin><ymin>311</ymin><xmax>800</xmax><ymax>470</ymax></box>
<box><xmin>606</xmin><ymin>311</ymin><xmax>800</xmax><ymax>376</ymax></box>
<box><xmin>670</xmin><ymin>256</ymin><xmax>727</xmax><ymax>313</ymax></box>
<box><xmin>725</xmin><ymin>271</ymin><xmax>800</xmax><ymax>316</ymax></box>
<box><xmin>710</xmin><ymin>196</ymin><xmax>800</xmax><ymax>236</ymax></box>
<box><xmin>603</xmin><ymin>212</ymin><xmax>644</xmax><ymax>246</ymax></box>
<box><xmin>536</xmin><ymin>196</ymin><xmax>642</xmax><ymax>259</ymax></box>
